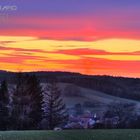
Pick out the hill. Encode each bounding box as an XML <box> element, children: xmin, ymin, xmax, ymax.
<box><xmin>56</xmin><ymin>83</ymin><xmax>140</xmax><ymax>115</ymax></box>
<box><xmin>0</xmin><ymin>70</ymin><xmax>140</xmax><ymax>101</ymax></box>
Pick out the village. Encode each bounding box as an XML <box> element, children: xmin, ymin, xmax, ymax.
<box><xmin>63</xmin><ymin>107</ymin><xmax>119</xmax><ymax>129</ymax></box>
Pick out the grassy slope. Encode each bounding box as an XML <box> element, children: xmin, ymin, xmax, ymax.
<box><xmin>0</xmin><ymin>130</ymin><xmax>140</xmax><ymax>140</ymax></box>
<box><xmin>59</xmin><ymin>83</ymin><xmax>140</xmax><ymax>109</ymax></box>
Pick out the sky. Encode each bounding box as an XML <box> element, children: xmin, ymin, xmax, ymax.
<box><xmin>0</xmin><ymin>0</ymin><xmax>140</xmax><ymax>77</ymax></box>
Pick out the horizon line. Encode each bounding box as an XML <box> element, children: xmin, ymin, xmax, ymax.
<box><xmin>0</xmin><ymin>69</ymin><xmax>139</xmax><ymax>79</ymax></box>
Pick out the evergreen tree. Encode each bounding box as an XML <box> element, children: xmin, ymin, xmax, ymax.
<box><xmin>11</xmin><ymin>73</ymin><xmax>43</xmax><ymax>130</ymax></box>
<box><xmin>43</xmin><ymin>82</ymin><xmax>68</xmax><ymax>130</ymax></box>
<box><xmin>27</xmin><ymin>75</ymin><xmax>43</xmax><ymax>129</ymax></box>
<box><xmin>11</xmin><ymin>73</ymin><xmax>31</xmax><ymax>130</ymax></box>
<box><xmin>0</xmin><ymin>80</ymin><xmax>9</xmax><ymax>130</ymax></box>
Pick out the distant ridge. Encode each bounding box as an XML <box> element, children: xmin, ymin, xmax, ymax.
<box><xmin>0</xmin><ymin>70</ymin><xmax>140</xmax><ymax>101</ymax></box>
<box><xmin>0</xmin><ymin>70</ymin><xmax>139</xmax><ymax>79</ymax></box>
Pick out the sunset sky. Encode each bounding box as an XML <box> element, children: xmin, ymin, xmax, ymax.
<box><xmin>0</xmin><ymin>0</ymin><xmax>140</xmax><ymax>77</ymax></box>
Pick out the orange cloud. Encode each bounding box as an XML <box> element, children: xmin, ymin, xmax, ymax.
<box><xmin>55</xmin><ymin>48</ymin><xmax>140</xmax><ymax>56</ymax></box>
<box><xmin>0</xmin><ymin>36</ymin><xmax>140</xmax><ymax>77</ymax></box>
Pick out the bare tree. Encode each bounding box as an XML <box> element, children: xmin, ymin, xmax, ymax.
<box><xmin>104</xmin><ymin>101</ymin><xmax>136</xmax><ymax>128</ymax></box>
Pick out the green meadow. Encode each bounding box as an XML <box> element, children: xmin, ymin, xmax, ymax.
<box><xmin>0</xmin><ymin>130</ymin><xmax>139</xmax><ymax>140</ymax></box>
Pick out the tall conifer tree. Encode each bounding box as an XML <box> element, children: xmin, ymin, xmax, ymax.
<box><xmin>43</xmin><ymin>82</ymin><xmax>68</xmax><ymax>129</ymax></box>
<box><xmin>11</xmin><ymin>73</ymin><xmax>43</xmax><ymax>130</ymax></box>
<box><xmin>0</xmin><ymin>80</ymin><xmax>9</xmax><ymax>130</ymax></box>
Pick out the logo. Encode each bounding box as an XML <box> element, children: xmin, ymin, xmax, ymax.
<box><xmin>0</xmin><ymin>5</ymin><xmax>17</xmax><ymax>11</ymax></box>
<box><xmin>0</xmin><ymin>5</ymin><xmax>18</xmax><ymax>23</ymax></box>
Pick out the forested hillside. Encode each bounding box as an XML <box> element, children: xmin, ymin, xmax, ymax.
<box><xmin>0</xmin><ymin>70</ymin><xmax>140</xmax><ymax>101</ymax></box>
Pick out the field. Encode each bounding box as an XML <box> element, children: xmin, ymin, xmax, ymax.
<box><xmin>58</xmin><ymin>83</ymin><xmax>140</xmax><ymax>114</ymax></box>
<box><xmin>0</xmin><ymin>130</ymin><xmax>140</xmax><ymax>140</ymax></box>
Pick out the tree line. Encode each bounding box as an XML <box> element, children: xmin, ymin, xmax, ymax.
<box><xmin>0</xmin><ymin>73</ymin><xmax>68</xmax><ymax>130</ymax></box>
